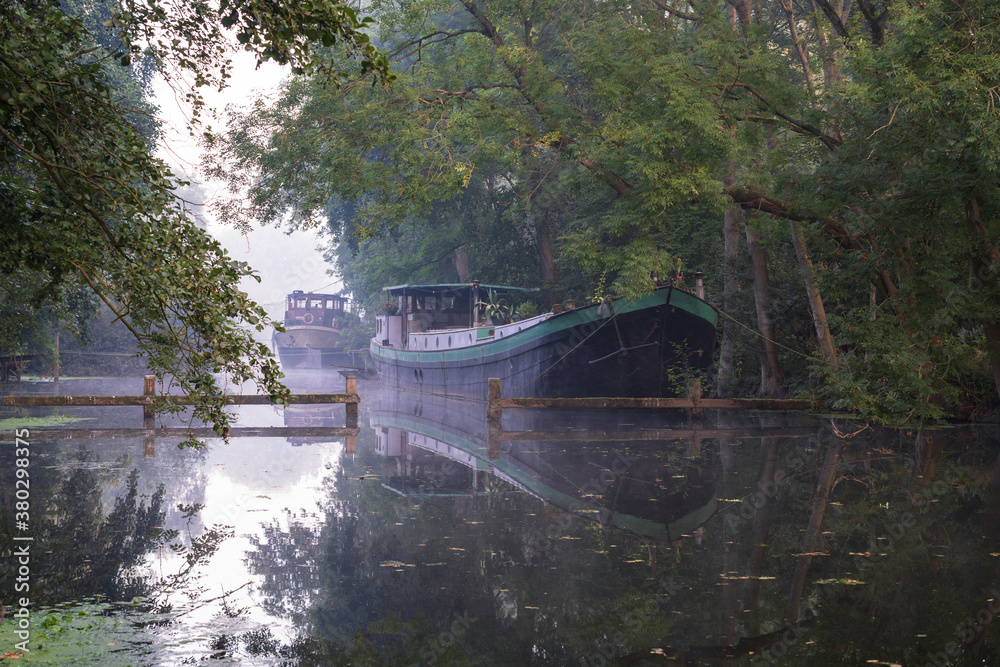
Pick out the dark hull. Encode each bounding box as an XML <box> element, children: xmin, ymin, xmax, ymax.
<box><xmin>370</xmin><ymin>286</ymin><xmax>717</xmax><ymax>399</ymax></box>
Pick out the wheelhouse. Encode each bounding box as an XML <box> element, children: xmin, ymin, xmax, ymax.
<box><xmin>285</xmin><ymin>290</ymin><xmax>350</xmax><ymax>328</ymax></box>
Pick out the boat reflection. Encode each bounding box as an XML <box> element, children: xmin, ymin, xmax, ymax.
<box><xmin>370</xmin><ymin>388</ymin><xmax>718</xmax><ymax>542</ymax></box>
<box><xmin>283</xmin><ymin>403</ymin><xmax>355</xmax><ymax>451</ymax></box>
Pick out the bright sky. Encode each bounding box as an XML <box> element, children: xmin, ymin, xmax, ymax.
<box><xmin>147</xmin><ymin>55</ymin><xmax>349</xmax><ymax>646</ymax></box>
<box><xmin>151</xmin><ymin>52</ymin><xmax>341</xmax><ymax>339</ymax></box>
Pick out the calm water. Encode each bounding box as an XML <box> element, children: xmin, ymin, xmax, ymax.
<box><xmin>1</xmin><ymin>375</ymin><xmax>999</xmax><ymax>665</ymax></box>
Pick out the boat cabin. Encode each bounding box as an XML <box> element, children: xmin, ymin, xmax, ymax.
<box><xmin>284</xmin><ymin>290</ymin><xmax>350</xmax><ymax>328</ymax></box>
<box><xmin>375</xmin><ymin>282</ymin><xmax>538</xmax><ymax>350</ymax></box>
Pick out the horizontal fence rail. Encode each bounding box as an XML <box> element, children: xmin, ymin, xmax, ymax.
<box><xmin>496</xmin><ymin>426</ymin><xmax>816</xmax><ymax>442</ymax></box>
<box><xmin>490</xmin><ymin>396</ymin><xmax>821</xmax><ymax>411</ymax></box>
<box><xmin>2</xmin><ymin>393</ymin><xmax>359</xmax><ymax>407</ymax></box>
<box><xmin>3</xmin><ymin>375</ymin><xmax>361</xmax><ymax>431</ymax></box>
<box><xmin>17</xmin><ymin>427</ymin><xmax>361</xmax><ymax>440</ymax></box>
<box><xmin>483</xmin><ymin>378</ymin><xmax>823</xmax><ymax>460</ymax></box>
<box><xmin>486</xmin><ymin>377</ymin><xmax>820</xmax><ymax>420</ymax></box>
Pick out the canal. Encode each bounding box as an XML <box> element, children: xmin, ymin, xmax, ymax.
<box><xmin>1</xmin><ymin>374</ymin><xmax>998</xmax><ymax>665</ymax></box>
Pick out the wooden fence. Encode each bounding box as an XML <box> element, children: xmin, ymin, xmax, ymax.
<box><xmin>2</xmin><ymin>375</ymin><xmax>361</xmax><ymax>457</ymax></box>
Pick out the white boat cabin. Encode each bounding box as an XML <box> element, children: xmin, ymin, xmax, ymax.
<box><xmin>374</xmin><ymin>282</ymin><xmax>545</xmax><ymax>351</ymax></box>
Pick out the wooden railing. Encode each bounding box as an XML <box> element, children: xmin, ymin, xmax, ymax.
<box><xmin>2</xmin><ymin>375</ymin><xmax>361</xmax><ymax>456</ymax></box>
<box><xmin>484</xmin><ymin>378</ymin><xmax>822</xmax><ymax>459</ymax></box>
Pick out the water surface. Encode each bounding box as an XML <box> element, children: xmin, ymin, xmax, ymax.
<box><xmin>1</xmin><ymin>375</ymin><xmax>999</xmax><ymax>665</ymax></box>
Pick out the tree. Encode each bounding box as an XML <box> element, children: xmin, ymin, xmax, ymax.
<box><xmin>210</xmin><ymin>0</ymin><xmax>1000</xmax><ymax>421</ymax></box>
<box><xmin>0</xmin><ymin>0</ymin><xmax>388</xmax><ymax>440</ymax></box>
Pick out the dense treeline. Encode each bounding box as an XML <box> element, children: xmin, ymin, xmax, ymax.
<box><xmin>209</xmin><ymin>0</ymin><xmax>1000</xmax><ymax>424</ymax></box>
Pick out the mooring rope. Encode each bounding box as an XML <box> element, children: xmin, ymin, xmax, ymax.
<box><xmin>511</xmin><ymin>309</ymin><xmax>622</xmax><ymax>398</ymax></box>
<box><xmin>713</xmin><ymin>306</ymin><xmax>818</xmax><ymax>362</ymax></box>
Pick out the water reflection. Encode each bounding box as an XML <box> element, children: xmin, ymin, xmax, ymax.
<box><xmin>370</xmin><ymin>389</ymin><xmax>719</xmax><ymax>543</ymax></box>
<box><xmin>2</xmin><ymin>376</ymin><xmax>1000</xmax><ymax>665</ymax></box>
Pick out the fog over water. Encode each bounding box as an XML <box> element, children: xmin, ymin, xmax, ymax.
<box><xmin>153</xmin><ymin>56</ymin><xmax>339</xmax><ymax>344</ymax></box>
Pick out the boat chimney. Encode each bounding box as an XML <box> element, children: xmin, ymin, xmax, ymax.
<box><xmin>694</xmin><ymin>271</ymin><xmax>705</xmax><ymax>299</ymax></box>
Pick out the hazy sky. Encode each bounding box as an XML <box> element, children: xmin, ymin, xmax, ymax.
<box><xmin>152</xmin><ymin>52</ymin><xmax>340</xmax><ymax>340</ymax></box>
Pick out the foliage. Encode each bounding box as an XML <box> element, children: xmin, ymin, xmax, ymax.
<box><xmin>335</xmin><ymin>308</ymin><xmax>372</xmax><ymax>353</ymax></box>
<box><xmin>1</xmin><ymin>0</ymin><xmax>390</xmax><ymax>438</ymax></box>
<box><xmin>209</xmin><ymin>0</ymin><xmax>1000</xmax><ymax>422</ymax></box>
<box><xmin>514</xmin><ymin>301</ymin><xmax>539</xmax><ymax>321</ymax></box>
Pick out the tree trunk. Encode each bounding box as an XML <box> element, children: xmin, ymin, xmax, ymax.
<box><xmin>780</xmin><ymin>0</ymin><xmax>815</xmax><ymax>103</ymax></box>
<box><xmin>728</xmin><ymin>3</ymin><xmax>784</xmax><ymax>397</ymax></box>
<box><xmin>454</xmin><ymin>242</ymin><xmax>470</xmax><ymax>282</ymax></box>
<box><xmin>787</xmin><ymin>434</ymin><xmax>842</xmax><ymax>623</ymax></box>
<box><xmin>716</xmin><ymin>171</ymin><xmax>742</xmax><ymax>397</ymax></box>
<box><xmin>745</xmin><ymin>218</ymin><xmax>785</xmax><ymax>396</ymax></box>
<box><xmin>810</xmin><ymin>0</ymin><xmax>850</xmax><ymax>140</ymax></box>
<box><xmin>536</xmin><ymin>213</ymin><xmax>555</xmax><ymax>291</ymax></box>
<box><xmin>967</xmin><ymin>198</ymin><xmax>1000</xmax><ymax>402</ymax></box>
<box><xmin>790</xmin><ymin>221</ymin><xmax>838</xmax><ymax>366</ymax></box>
<box><xmin>741</xmin><ymin>424</ymin><xmax>779</xmax><ymax>636</ymax></box>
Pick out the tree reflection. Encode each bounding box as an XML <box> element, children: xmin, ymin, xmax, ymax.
<box><xmin>242</xmin><ymin>435</ymin><xmax>717</xmax><ymax>665</ymax></box>
<box><xmin>237</xmin><ymin>420</ymin><xmax>1000</xmax><ymax>666</ymax></box>
<box><xmin>0</xmin><ymin>457</ymin><xmax>166</xmax><ymax>605</ymax></box>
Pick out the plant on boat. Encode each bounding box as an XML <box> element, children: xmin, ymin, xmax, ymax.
<box><xmin>384</xmin><ymin>302</ymin><xmax>399</xmax><ymax>315</ymax></box>
<box><xmin>476</xmin><ymin>290</ymin><xmax>512</xmax><ymax>325</ymax></box>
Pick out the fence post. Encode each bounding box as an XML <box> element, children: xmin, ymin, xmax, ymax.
<box><xmin>345</xmin><ymin>375</ymin><xmax>358</xmax><ymax>428</ymax></box>
<box><xmin>687</xmin><ymin>378</ymin><xmax>702</xmax><ymax>419</ymax></box>
<box><xmin>143</xmin><ymin>375</ymin><xmax>155</xmax><ymax>428</ymax></box>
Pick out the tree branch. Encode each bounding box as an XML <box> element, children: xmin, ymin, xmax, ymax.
<box><xmin>387</xmin><ymin>29</ymin><xmax>485</xmax><ymax>61</ymax></box>
<box><xmin>812</xmin><ymin>0</ymin><xmax>851</xmax><ymax>39</ymax></box>
<box><xmin>727</xmin><ymin>81</ymin><xmax>841</xmax><ymax>149</ymax></box>
<box><xmin>855</xmin><ymin>0</ymin><xmax>890</xmax><ymax>46</ymax></box>
<box><xmin>649</xmin><ymin>0</ymin><xmax>702</xmax><ymax>22</ymax></box>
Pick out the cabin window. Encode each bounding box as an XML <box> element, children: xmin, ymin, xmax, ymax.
<box><xmin>310</xmin><ymin>298</ymin><xmax>323</xmax><ymax>309</ymax></box>
<box><xmin>295</xmin><ymin>297</ymin><xmax>307</xmax><ymax>309</ymax></box>
<box><xmin>326</xmin><ymin>298</ymin><xmax>338</xmax><ymax>310</ymax></box>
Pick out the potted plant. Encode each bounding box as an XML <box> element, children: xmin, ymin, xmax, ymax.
<box><xmin>476</xmin><ymin>290</ymin><xmax>512</xmax><ymax>325</ymax></box>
